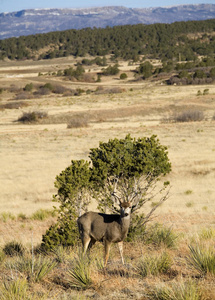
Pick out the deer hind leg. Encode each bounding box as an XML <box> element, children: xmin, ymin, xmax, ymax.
<box><xmin>118</xmin><ymin>241</ymin><xmax>124</xmax><ymax>265</ymax></box>
<box><xmin>88</xmin><ymin>237</ymin><xmax>96</xmax><ymax>251</ymax></box>
<box><xmin>104</xmin><ymin>240</ymin><xmax>111</xmax><ymax>267</ymax></box>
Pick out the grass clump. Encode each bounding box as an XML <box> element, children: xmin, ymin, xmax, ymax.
<box><xmin>188</xmin><ymin>244</ymin><xmax>215</xmax><ymax>276</ymax></box>
<box><xmin>31</xmin><ymin>209</ymin><xmax>55</xmax><ymax>221</ymax></box>
<box><xmin>0</xmin><ymin>212</ymin><xmax>16</xmax><ymax>222</ymax></box>
<box><xmin>3</xmin><ymin>241</ymin><xmax>25</xmax><ymax>257</ymax></box>
<box><xmin>136</xmin><ymin>251</ymin><xmax>172</xmax><ymax>278</ymax></box>
<box><xmin>144</xmin><ymin>223</ymin><xmax>178</xmax><ymax>249</ymax></box>
<box><xmin>199</xmin><ymin>227</ymin><xmax>215</xmax><ymax>240</ymax></box>
<box><xmin>67</xmin><ymin>254</ymin><xmax>92</xmax><ymax>290</ymax></box>
<box><xmin>148</xmin><ymin>279</ymin><xmax>202</xmax><ymax>300</ymax></box>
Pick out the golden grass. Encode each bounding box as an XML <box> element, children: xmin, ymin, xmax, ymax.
<box><xmin>0</xmin><ymin>56</ymin><xmax>215</xmax><ymax>298</ymax></box>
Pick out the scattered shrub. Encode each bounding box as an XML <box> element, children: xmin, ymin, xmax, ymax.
<box><xmin>33</xmin><ymin>87</ymin><xmax>51</xmax><ymax>96</ymax></box>
<box><xmin>3</xmin><ymin>241</ymin><xmax>25</xmax><ymax>257</ymax></box>
<box><xmin>42</xmin><ymin>83</ymin><xmax>54</xmax><ymax>91</ymax></box>
<box><xmin>120</xmin><ymin>73</ymin><xmax>128</xmax><ymax>80</ymax></box>
<box><xmin>14</xmin><ymin>91</ymin><xmax>33</xmax><ymax>100</ymax></box>
<box><xmin>0</xmin><ymin>101</ymin><xmax>28</xmax><ymax>110</ymax></box>
<box><xmin>102</xmin><ymin>64</ymin><xmax>119</xmax><ymax>76</ymax></box>
<box><xmin>203</xmin><ymin>88</ymin><xmax>209</xmax><ymax>95</ymax></box>
<box><xmin>24</xmin><ymin>83</ymin><xmax>34</xmax><ymax>92</ymax></box>
<box><xmin>17</xmin><ymin>111</ymin><xmax>48</xmax><ymax>123</ymax></box>
<box><xmin>173</xmin><ymin>110</ymin><xmax>204</xmax><ymax>123</ymax></box>
<box><xmin>52</xmin><ymin>85</ymin><xmax>68</xmax><ymax>94</ymax></box>
<box><xmin>67</xmin><ymin>116</ymin><xmax>89</xmax><ymax>128</ymax></box>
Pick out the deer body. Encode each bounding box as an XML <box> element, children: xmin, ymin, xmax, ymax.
<box><xmin>77</xmin><ymin>202</ymin><xmax>132</xmax><ymax>266</ymax></box>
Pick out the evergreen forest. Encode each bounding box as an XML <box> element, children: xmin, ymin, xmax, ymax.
<box><xmin>0</xmin><ymin>19</ymin><xmax>215</xmax><ymax>62</ymax></box>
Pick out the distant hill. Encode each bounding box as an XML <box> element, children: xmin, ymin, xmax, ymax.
<box><xmin>1</xmin><ymin>4</ymin><xmax>215</xmax><ymax>39</ymax></box>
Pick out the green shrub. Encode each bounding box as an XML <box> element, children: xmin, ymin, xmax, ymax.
<box><xmin>3</xmin><ymin>241</ymin><xmax>25</xmax><ymax>257</ymax></box>
<box><xmin>42</xmin><ymin>83</ymin><xmax>53</xmax><ymax>91</ymax></box>
<box><xmin>24</xmin><ymin>83</ymin><xmax>34</xmax><ymax>92</ymax></box>
<box><xmin>41</xmin><ymin>218</ymin><xmax>79</xmax><ymax>251</ymax></box>
<box><xmin>120</xmin><ymin>73</ymin><xmax>128</xmax><ymax>80</ymax></box>
<box><xmin>102</xmin><ymin>64</ymin><xmax>119</xmax><ymax>76</ymax></box>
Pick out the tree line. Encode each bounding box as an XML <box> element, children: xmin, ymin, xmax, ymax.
<box><xmin>0</xmin><ymin>19</ymin><xmax>215</xmax><ymax>61</ymax></box>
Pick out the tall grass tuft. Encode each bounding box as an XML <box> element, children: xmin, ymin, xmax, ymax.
<box><xmin>0</xmin><ymin>279</ymin><xmax>29</xmax><ymax>300</ymax></box>
<box><xmin>136</xmin><ymin>251</ymin><xmax>172</xmax><ymax>278</ymax></box>
<box><xmin>188</xmin><ymin>244</ymin><xmax>215</xmax><ymax>275</ymax></box>
<box><xmin>148</xmin><ymin>279</ymin><xmax>202</xmax><ymax>300</ymax></box>
<box><xmin>67</xmin><ymin>254</ymin><xmax>92</xmax><ymax>290</ymax></box>
<box><xmin>31</xmin><ymin>209</ymin><xmax>56</xmax><ymax>221</ymax></box>
<box><xmin>199</xmin><ymin>227</ymin><xmax>215</xmax><ymax>240</ymax></box>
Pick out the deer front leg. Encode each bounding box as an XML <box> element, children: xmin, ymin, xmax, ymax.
<box><xmin>82</xmin><ymin>235</ymin><xmax>91</xmax><ymax>255</ymax></box>
<box><xmin>118</xmin><ymin>241</ymin><xmax>124</xmax><ymax>264</ymax></box>
<box><xmin>104</xmin><ymin>240</ymin><xmax>111</xmax><ymax>267</ymax></box>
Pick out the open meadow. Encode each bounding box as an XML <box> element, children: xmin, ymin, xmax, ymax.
<box><xmin>0</xmin><ymin>57</ymin><xmax>215</xmax><ymax>299</ymax></box>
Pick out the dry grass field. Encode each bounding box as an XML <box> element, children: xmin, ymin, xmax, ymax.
<box><xmin>0</xmin><ymin>57</ymin><xmax>215</xmax><ymax>299</ymax></box>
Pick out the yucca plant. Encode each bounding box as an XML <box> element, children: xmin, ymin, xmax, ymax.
<box><xmin>136</xmin><ymin>251</ymin><xmax>172</xmax><ymax>278</ymax></box>
<box><xmin>0</xmin><ymin>279</ymin><xmax>28</xmax><ymax>300</ymax></box>
<box><xmin>188</xmin><ymin>244</ymin><xmax>215</xmax><ymax>275</ymax></box>
<box><xmin>67</xmin><ymin>254</ymin><xmax>92</xmax><ymax>290</ymax></box>
<box><xmin>148</xmin><ymin>279</ymin><xmax>202</xmax><ymax>300</ymax></box>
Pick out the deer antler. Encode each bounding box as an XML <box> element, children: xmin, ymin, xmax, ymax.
<box><xmin>111</xmin><ymin>177</ymin><xmax>122</xmax><ymax>204</ymax></box>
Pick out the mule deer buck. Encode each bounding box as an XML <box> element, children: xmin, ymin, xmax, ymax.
<box><xmin>77</xmin><ymin>198</ymin><xmax>134</xmax><ymax>267</ymax></box>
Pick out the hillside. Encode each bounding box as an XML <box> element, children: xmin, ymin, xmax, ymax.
<box><xmin>0</xmin><ymin>4</ymin><xmax>215</xmax><ymax>39</ymax></box>
<box><xmin>0</xmin><ymin>18</ymin><xmax>215</xmax><ymax>62</ymax></box>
